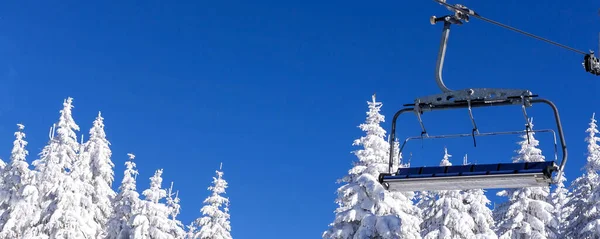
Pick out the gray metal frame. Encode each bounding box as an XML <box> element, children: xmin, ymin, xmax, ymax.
<box><xmin>383</xmin><ymin>5</ymin><xmax>568</xmax><ymax>186</ymax></box>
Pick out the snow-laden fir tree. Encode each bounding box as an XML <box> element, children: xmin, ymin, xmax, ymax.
<box><xmin>323</xmin><ymin>94</ymin><xmax>421</xmax><ymax>239</ymax></box>
<box><xmin>71</xmin><ymin>133</ymin><xmax>98</xmax><ymax>237</ymax></box>
<box><xmin>194</xmin><ymin>163</ymin><xmax>232</xmax><ymax>239</ymax></box>
<box><xmin>28</xmin><ymin>97</ymin><xmax>97</xmax><ymax>238</ymax></box>
<box><xmin>494</xmin><ymin>118</ymin><xmax>557</xmax><ymax>239</ymax></box>
<box><xmin>549</xmin><ymin>169</ymin><xmax>569</xmax><ymax>238</ymax></box>
<box><xmin>461</xmin><ymin>155</ymin><xmax>497</xmax><ymax>239</ymax></box>
<box><xmin>573</xmin><ymin>113</ymin><xmax>600</xmax><ymax>238</ymax></box>
<box><xmin>107</xmin><ymin>153</ymin><xmax>141</xmax><ymax>239</ymax></box>
<box><xmin>166</xmin><ymin>182</ymin><xmax>186</xmax><ymax>239</ymax></box>
<box><xmin>421</xmin><ymin>148</ymin><xmax>476</xmax><ymax>239</ymax></box>
<box><xmin>0</xmin><ymin>124</ymin><xmax>41</xmax><ymax>238</ymax></box>
<box><xmin>561</xmin><ymin>113</ymin><xmax>600</xmax><ymax>238</ymax></box>
<box><xmin>84</xmin><ymin>111</ymin><xmax>116</xmax><ymax>237</ymax></box>
<box><xmin>186</xmin><ymin>222</ymin><xmax>198</xmax><ymax>239</ymax></box>
<box><xmin>130</xmin><ymin>169</ymin><xmax>173</xmax><ymax>238</ymax></box>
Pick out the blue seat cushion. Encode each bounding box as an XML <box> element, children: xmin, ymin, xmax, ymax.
<box><xmin>434</xmin><ymin>172</ymin><xmax>460</xmax><ymax>177</ymax></box>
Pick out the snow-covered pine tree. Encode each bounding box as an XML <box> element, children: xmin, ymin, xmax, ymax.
<box><xmin>130</xmin><ymin>169</ymin><xmax>173</xmax><ymax>238</ymax></box>
<box><xmin>106</xmin><ymin>153</ymin><xmax>141</xmax><ymax>239</ymax></box>
<box><xmin>323</xmin><ymin>94</ymin><xmax>421</xmax><ymax>239</ymax></box>
<box><xmin>28</xmin><ymin>97</ymin><xmax>96</xmax><ymax>238</ymax></box>
<box><xmin>0</xmin><ymin>124</ymin><xmax>41</xmax><ymax>238</ymax></box>
<box><xmin>562</xmin><ymin>113</ymin><xmax>600</xmax><ymax>238</ymax></box>
<box><xmin>84</xmin><ymin>111</ymin><xmax>116</xmax><ymax>237</ymax></box>
<box><xmin>494</xmin><ymin>118</ymin><xmax>557</xmax><ymax>239</ymax></box>
<box><xmin>421</xmin><ymin>148</ymin><xmax>476</xmax><ymax>239</ymax></box>
<box><xmin>166</xmin><ymin>182</ymin><xmax>186</xmax><ymax>239</ymax></box>
<box><xmin>461</xmin><ymin>154</ymin><xmax>497</xmax><ymax>239</ymax></box>
<box><xmin>186</xmin><ymin>222</ymin><xmax>198</xmax><ymax>239</ymax></box>
<box><xmin>72</xmin><ymin>133</ymin><xmax>98</xmax><ymax>237</ymax></box>
<box><xmin>549</xmin><ymin>169</ymin><xmax>569</xmax><ymax>238</ymax></box>
<box><xmin>194</xmin><ymin>163</ymin><xmax>232</xmax><ymax>239</ymax></box>
<box><xmin>574</xmin><ymin>113</ymin><xmax>600</xmax><ymax>238</ymax></box>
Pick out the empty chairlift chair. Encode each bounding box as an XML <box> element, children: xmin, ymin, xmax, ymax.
<box><xmin>377</xmin><ymin>0</ymin><xmax>569</xmax><ymax>192</ymax></box>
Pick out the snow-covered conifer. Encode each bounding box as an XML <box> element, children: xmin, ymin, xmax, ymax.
<box><xmin>572</xmin><ymin>113</ymin><xmax>600</xmax><ymax>238</ymax></box>
<box><xmin>495</xmin><ymin>118</ymin><xmax>556</xmax><ymax>239</ymax></box>
<box><xmin>549</xmin><ymin>170</ymin><xmax>569</xmax><ymax>237</ymax></box>
<box><xmin>323</xmin><ymin>94</ymin><xmax>421</xmax><ymax>239</ymax></box>
<box><xmin>0</xmin><ymin>124</ymin><xmax>41</xmax><ymax>238</ymax></box>
<box><xmin>84</xmin><ymin>111</ymin><xmax>116</xmax><ymax>237</ymax></box>
<box><xmin>166</xmin><ymin>182</ymin><xmax>186</xmax><ymax>239</ymax></box>
<box><xmin>28</xmin><ymin>97</ymin><xmax>96</xmax><ymax>238</ymax></box>
<box><xmin>186</xmin><ymin>222</ymin><xmax>198</xmax><ymax>239</ymax></box>
<box><xmin>421</xmin><ymin>148</ymin><xmax>476</xmax><ymax>239</ymax></box>
<box><xmin>130</xmin><ymin>169</ymin><xmax>173</xmax><ymax>238</ymax></box>
<box><xmin>195</xmin><ymin>163</ymin><xmax>232</xmax><ymax>239</ymax></box>
<box><xmin>563</xmin><ymin>113</ymin><xmax>600</xmax><ymax>239</ymax></box>
<box><xmin>71</xmin><ymin>133</ymin><xmax>98</xmax><ymax>237</ymax></box>
<box><xmin>107</xmin><ymin>153</ymin><xmax>141</xmax><ymax>239</ymax></box>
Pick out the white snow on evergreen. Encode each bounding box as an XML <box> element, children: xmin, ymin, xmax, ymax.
<box><xmin>107</xmin><ymin>153</ymin><xmax>141</xmax><ymax>239</ymax></box>
<box><xmin>194</xmin><ymin>163</ymin><xmax>232</xmax><ymax>239</ymax></box>
<box><xmin>130</xmin><ymin>169</ymin><xmax>173</xmax><ymax>238</ymax></box>
<box><xmin>186</xmin><ymin>222</ymin><xmax>198</xmax><ymax>239</ymax></box>
<box><xmin>573</xmin><ymin>113</ymin><xmax>600</xmax><ymax>238</ymax></box>
<box><xmin>562</xmin><ymin>113</ymin><xmax>600</xmax><ymax>238</ymax></box>
<box><xmin>421</xmin><ymin>148</ymin><xmax>476</xmax><ymax>239</ymax></box>
<box><xmin>323</xmin><ymin>94</ymin><xmax>421</xmax><ymax>239</ymax></box>
<box><xmin>460</xmin><ymin>154</ymin><xmax>497</xmax><ymax>239</ymax></box>
<box><xmin>549</xmin><ymin>170</ymin><xmax>569</xmax><ymax>238</ymax></box>
<box><xmin>0</xmin><ymin>124</ymin><xmax>41</xmax><ymax>238</ymax></box>
<box><xmin>494</xmin><ymin>118</ymin><xmax>556</xmax><ymax>239</ymax></box>
<box><xmin>27</xmin><ymin>97</ymin><xmax>97</xmax><ymax>238</ymax></box>
<box><xmin>388</xmin><ymin>143</ymin><xmax>421</xmax><ymax>238</ymax></box>
<box><xmin>84</xmin><ymin>111</ymin><xmax>116</xmax><ymax>237</ymax></box>
<box><xmin>166</xmin><ymin>182</ymin><xmax>186</xmax><ymax>239</ymax></box>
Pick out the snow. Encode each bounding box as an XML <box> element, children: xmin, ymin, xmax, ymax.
<box><xmin>420</xmin><ymin>148</ymin><xmax>477</xmax><ymax>239</ymax></box>
<box><xmin>323</xmin><ymin>94</ymin><xmax>421</xmax><ymax>239</ymax></box>
<box><xmin>84</xmin><ymin>111</ymin><xmax>117</xmax><ymax>237</ymax></box>
<box><xmin>194</xmin><ymin>164</ymin><xmax>232</xmax><ymax>239</ymax></box>
<box><xmin>106</xmin><ymin>153</ymin><xmax>141</xmax><ymax>239</ymax></box>
<box><xmin>0</xmin><ymin>124</ymin><xmax>41</xmax><ymax>238</ymax></box>
<box><xmin>494</xmin><ymin>118</ymin><xmax>556</xmax><ymax>239</ymax></box>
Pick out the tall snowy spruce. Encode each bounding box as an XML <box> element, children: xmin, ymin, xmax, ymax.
<box><xmin>0</xmin><ymin>124</ymin><xmax>41</xmax><ymax>238</ymax></box>
<box><xmin>570</xmin><ymin>112</ymin><xmax>600</xmax><ymax>238</ymax></box>
<box><xmin>166</xmin><ymin>182</ymin><xmax>186</xmax><ymax>238</ymax></box>
<box><xmin>420</xmin><ymin>148</ymin><xmax>476</xmax><ymax>239</ymax></box>
<box><xmin>107</xmin><ymin>153</ymin><xmax>142</xmax><ymax>239</ymax></box>
<box><xmin>549</xmin><ymin>169</ymin><xmax>569</xmax><ymax>237</ymax></box>
<box><xmin>130</xmin><ymin>169</ymin><xmax>174</xmax><ymax>238</ymax></box>
<box><xmin>323</xmin><ymin>94</ymin><xmax>421</xmax><ymax>239</ymax></box>
<box><xmin>494</xmin><ymin>118</ymin><xmax>556</xmax><ymax>239</ymax></box>
<box><xmin>84</xmin><ymin>111</ymin><xmax>116</xmax><ymax>237</ymax></box>
<box><xmin>194</xmin><ymin>163</ymin><xmax>232</xmax><ymax>239</ymax></box>
<box><xmin>28</xmin><ymin>97</ymin><xmax>97</xmax><ymax>238</ymax></box>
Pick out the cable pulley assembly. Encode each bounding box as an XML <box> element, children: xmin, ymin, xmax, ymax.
<box><xmin>432</xmin><ymin>0</ymin><xmax>600</xmax><ymax>76</ymax></box>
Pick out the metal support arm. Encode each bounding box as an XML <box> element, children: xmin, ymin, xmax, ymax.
<box><xmin>435</xmin><ymin>21</ymin><xmax>453</xmax><ymax>93</ymax></box>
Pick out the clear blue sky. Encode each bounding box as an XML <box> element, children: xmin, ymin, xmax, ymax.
<box><xmin>0</xmin><ymin>0</ymin><xmax>598</xmax><ymax>238</ymax></box>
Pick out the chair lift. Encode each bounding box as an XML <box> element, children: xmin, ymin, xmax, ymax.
<box><xmin>377</xmin><ymin>0</ymin><xmax>600</xmax><ymax>192</ymax></box>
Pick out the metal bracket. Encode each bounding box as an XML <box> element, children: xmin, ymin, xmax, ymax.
<box><xmin>584</xmin><ymin>51</ymin><xmax>600</xmax><ymax>75</ymax></box>
<box><xmin>411</xmin><ymin>88</ymin><xmax>534</xmax><ymax>111</ymax></box>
